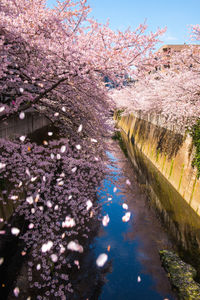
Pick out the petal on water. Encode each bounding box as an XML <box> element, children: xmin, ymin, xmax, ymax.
<box><xmin>122</xmin><ymin>203</ymin><xmax>128</xmax><ymax>210</ymax></box>
<box><xmin>96</xmin><ymin>253</ymin><xmax>108</xmax><ymax>267</ymax></box>
<box><xmin>102</xmin><ymin>214</ymin><xmax>110</xmax><ymax>227</ymax></box>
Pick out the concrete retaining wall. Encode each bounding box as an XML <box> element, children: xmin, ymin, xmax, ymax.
<box><xmin>116</xmin><ymin>112</ymin><xmax>200</xmax><ymax>217</ymax></box>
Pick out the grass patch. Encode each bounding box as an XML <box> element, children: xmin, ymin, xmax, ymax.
<box><xmin>189</xmin><ymin>119</ymin><xmax>200</xmax><ymax>178</ymax></box>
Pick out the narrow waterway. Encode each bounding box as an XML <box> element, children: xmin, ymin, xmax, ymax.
<box><xmin>0</xmin><ymin>115</ymin><xmax>178</xmax><ymax>299</ymax></box>
<box><xmin>93</xmin><ymin>140</ymin><xmax>176</xmax><ymax>300</ymax></box>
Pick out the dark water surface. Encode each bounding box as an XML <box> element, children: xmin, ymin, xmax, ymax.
<box><xmin>94</xmin><ymin>141</ymin><xmax>176</xmax><ymax>300</ymax></box>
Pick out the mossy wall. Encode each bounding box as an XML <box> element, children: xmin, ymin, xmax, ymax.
<box><xmin>115</xmin><ymin>112</ymin><xmax>200</xmax><ymax>217</ymax></box>
<box><xmin>115</xmin><ymin>112</ymin><xmax>200</xmax><ymax>276</ymax></box>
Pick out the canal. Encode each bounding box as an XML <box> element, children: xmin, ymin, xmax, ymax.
<box><xmin>0</xmin><ymin>114</ymin><xmax>182</xmax><ymax>299</ymax></box>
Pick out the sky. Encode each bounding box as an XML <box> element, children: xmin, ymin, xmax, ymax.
<box><xmin>46</xmin><ymin>0</ymin><xmax>200</xmax><ymax>49</ymax></box>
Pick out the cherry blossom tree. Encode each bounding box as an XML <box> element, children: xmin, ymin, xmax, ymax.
<box><xmin>111</xmin><ymin>25</ymin><xmax>200</xmax><ymax>131</ymax></box>
<box><xmin>0</xmin><ymin>0</ymin><xmax>166</xmax><ymax>298</ymax></box>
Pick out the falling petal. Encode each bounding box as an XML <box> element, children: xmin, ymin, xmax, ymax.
<box><xmin>11</xmin><ymin>227</ymin><xmax>20</xmax><ymax>236</ymax></box>
<box><xmin>108</xmin><ymin>197</ymin><xmax>112</xmax><ymax>201</ymax></box>
<box><xmin>31</xmin><ymin>208</ymin><xmax>35</xmax><ymax>214</ymax></box>
<box><xmin>18</xmin><ymin>181</ymin><xmax>22</xmax><ymax>187</ymax></box>
<box><xmin>59</xmin><ymin>244</ymin><xmax>65</xmax><ymax>254</ymax></box>
<box><xmin>54</xmin><ymin>205</ymin><xmax>59</xmax><ymax>210</ymax></box>
<box><xmin>0</xmin><ymin>106</ymin><xmax>5</xmax><ymax>112</ymax></box>
<box><xmin>94</xmin><ymin>157</ymin><xmax>99</xmax><ymax>161</ymax></box>
<box><xmin>74</xmin><ymin>260</ymin><xmax>80</xmax><ymax>268</ymax></box>
<box><xmin>43</xmin><ymin>176</ymin><xmax>46</xmax><ymax>182</ymax></box>
<box><xmin>0</xmin><ymin>257</ymin><xmax>4</xmax><ymax>265</ymax></box>
<box><xmin>96</xmin><ymin>253</ymin><xmax>108</xmax><ymax>267</ymax></box>
<box><xmin>51</xmin><ymin>254</ymin><xmax>58</xmax><ymax>262</ymax></box>
<box><xmin>113</xmin><ymin>187</ymin><xmax>117</xmax><ymax>193</ymax></box>
<box><xmin>13</xmin><ymin>287</ymin><xmax>20</xmax><ymax>297</ymax></box>
<box><xmin>107</xmin><ymin>245</ymin><xmax>111</xmax><ymax>252</ymax></box>
<box><xmin>19</xmin><ymin>136</ymin><xmax>26</xmax><ymax>142</ymax></box>
<box><xmin>46</xmin><ymin>201</ymin><xmax>52</xmax><ymax>208</ymax></box>
<box><xmin>31</xmin><ymin>176</ymin><xmax>37</xmax><ymax>182</ymax></box>
<box><xmin>68</xmin><ymin>195</ymin><xmax>72</xmax><ymax>199</ymax></box>
<box><xmin>71</xmin><ymin>167</ymin><xmax>77</xmax><ymax>173</ymax></box>
<box><xmin>122</xmin><ymin>203</ymin><xmax>128</xmax><ymax>210</ymax></box>
<box><xmin>19</xmin><ymin>112</ymin><xmax>25</xmax><ymax>119</ymax></box>
<box><xmin>62</xmin><ymin>216</ymin><xmax>75</xmax><ymax>228</ymax></box>
<box><xmin>86</xmin><ymin>200</ymin><xmax>93</xmax><ymax>211</ymax></box>
<box><xmin>19</xmin><ymin>88</ymin><xmax>24</xmax><ymax>93</ymax></box>
<box><xmin>54</xmin><ymin>112</ymin><xmax>59</xmax><ymax>117</ymax></box>
<box><xmin>21</xmin><ymin>251</ymin><xmax>26</xmax><ymax>256</ymax></box>
<box><xmin>50</xmin><ymin>153</ymin><xmax>55</xmax><ymax>159</ymax></box>
<box><xmin>126</xmin><ymin>179</ymin><xmax>131</xmax><ymax>185</ymax></box>
<box><xmin>43</xmin><ymin>140</ymin><xmax>48</xmax><ymax>145</ymax></box>
<box><xmin>60</xmin><ymin>145</ymin><xmax>66</xmax><ymax>153</ymax></box>
<box><xmin>11</xmin><ymin>195</ymin><xmax>18</xmax><ymax>200</ymax></box>
<box><xmin>28</xmin><ymin>223</ymin><xmax>34</xmax><ymax>229</ymax></box>
<box><xmin>36</xmin><ymin>264</ymin><xmax>41</xmax><ymax>270</ymax></box>
<box><xmin>26</xmin><ymin>168</ymin><xmax>30</xmax><ymax>176</ymax></box>
<box><xmin>58</xmin><ymin>180</ymin><xmax>64</xmax><ymax>186</ymax></box>
<box><xmin>35</xmin><ymin>194</ymin><xmax>40</xmax><ymax>202</ymax></box>
<box><xmin>62</xmin><ymin>106</ymin><xmax>66</xmax><ymax>112</ymax></box>
<box><xmin>0</xmin><ymin>162</ymin><xmax>6</xmax><ymax>169</ymax></box>
<box><xmin>76</xmin><ymin>144</ymin><xmax>81</xmax><ymax>150</ymax></box>
<box><xmin>57</xmin><ymin>154</ymin><xmax>61</xmax><ymax>160</ymax></box>
<box><xmin>26</xmin><ymin>196</ymin><xmax>33</xmax><ymax>204</ymax></box>
<box><xmin>91</xmin><ymin>138</ymin><xmax>97</xmax><ymax>143</ymax></box>
<box><xmin>67</xmin><ymin>241</ymin><xmax>83</xmax><ymax>253</ymax></box>
<box><xmin>102</xmin><ymin>214</ymin><xmax>110</xmax><ymax>227</ymax></box>
<box><xmin>48</xmin><ymin>132</ymin><xmax>53</xmax><ymax>136</ymax></box>
<box><xmin>0</xmin><ymin>231</ymin><xmax>6</xmax><ymax>235</ymax></box>
<box><xmin>137</xmin><ymin>276</ymin><xmax>141</xmax><ymax>282</ymax></box>
<box><xmin>77</xmin><ymin>124</ymin><xmax>83</xmax><ymax>133</ymax></box>
<box><xmin>41</xmin><ymin>241</ymin><xmax>53</xmax><ymax>253</ymax></box>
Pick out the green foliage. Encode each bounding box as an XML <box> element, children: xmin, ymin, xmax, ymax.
<box><xmin>160</xmin><ymin>250</ymin><xmax>200</xmax><ymax>300</ymax></box>
<box><xmin>189</xmin><ymin>119</ymin><xmax>200</xmax><ymax>178</ymax></box>
<box><xmin>115</xmin><ymin>108</ymin><xmax>125</xmax><ymax>120</ymax></box>
<box><xmin>112</xmin><ymin>131</ymin><xmax>128</xmax><ymax>157</ymax></box>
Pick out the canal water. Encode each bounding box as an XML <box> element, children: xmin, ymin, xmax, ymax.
<box><xmin>0</xmin><ymin>115</ymin><xmax>177</xmax><ymax>299</ymax></box>
<box><xmin>93</xmin><ymin>140</ymin><xmax>176</xmax><ymax>300</ymax></box>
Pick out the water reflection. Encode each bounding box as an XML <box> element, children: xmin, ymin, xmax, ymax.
<box><xmin>95</xmin><ymin>142</ymin><xmax>176</xmax><ymax>300</ymax></box>
<box><xmin>121</xmin><ymin>130</ymin><xmax>200</xmax><ymax>281</ymax></box>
